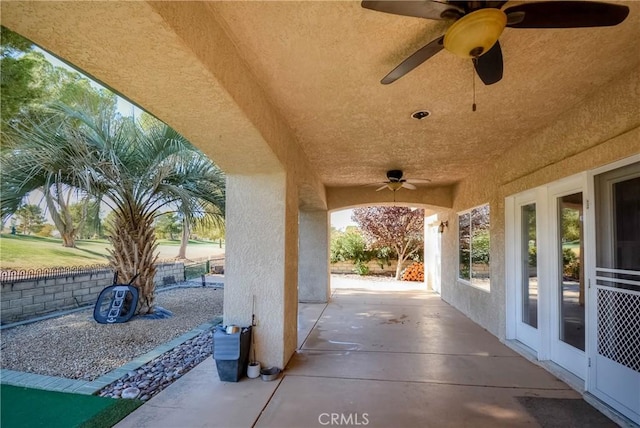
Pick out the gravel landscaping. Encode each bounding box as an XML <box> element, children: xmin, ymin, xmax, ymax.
<box><xmin>0</xmin><ymin>286</ymin><xmax>223</xmax><ymax>381</ymax></box>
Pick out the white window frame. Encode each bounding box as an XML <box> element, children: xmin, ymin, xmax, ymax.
<box><xmin>457</xmin><ymin>203</ymin><xmax>491</xmax><ymax>292</ymax></box>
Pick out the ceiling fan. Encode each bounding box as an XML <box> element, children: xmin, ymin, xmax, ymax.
<box><xmin>362</xmin><ymin>1</ymin><xmax>630</xmax><ymax>85</ymax></box>
<box><xmin>370</xmin><ymin>169</ymin><xmax>431</xmax><ymax>192</ymax></box>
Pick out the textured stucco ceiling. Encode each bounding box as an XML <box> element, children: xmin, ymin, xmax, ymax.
<box><xmin>1</xmin><ymin>1</ymin><xmax>638</xmax><ymax>204</ymax></box>
<box><xmin>208</xmin><ymin>0</ymin><xmax>640</xmax><ymax>187</ymax></box>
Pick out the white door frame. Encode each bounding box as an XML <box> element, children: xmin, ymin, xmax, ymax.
<box><xmin>586</xmin><ymin>155</ymin><xmax>640</xmax><ymax>424</ymax></box>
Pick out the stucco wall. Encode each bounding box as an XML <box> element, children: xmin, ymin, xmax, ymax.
<box><xmin>1</xmin><ymin>1</ymin><xmax>327</xmax><ymax>213</ymax></box>
<box><xmin>299</xmin><ymin>210</ymin><xmax>330</xmax><ymax>303</ymax></box>
<box><xmin>224</xmin><ymin>174</ymin><xmax>299</xmax><ymax>368</ymax></box>
<box><xmin>440</xmin><ymin>70</ymin><xmax>640</xmax><ymax>339</ymax></box>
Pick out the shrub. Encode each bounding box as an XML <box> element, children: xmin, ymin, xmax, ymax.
<box><xmin>330</xmin><ymin>229</ymin><xmax>374</xmax><ymax>265</ymax></box>
<box><xmin>354</xmin><ymin>261</ymin><xmax>370</xmax><ymax>276</ymax></box>
<box><xmin>562</xmin><ymin>247</ymin><xmax>580</xmax><ymax>279</ymax></box>
<box><xmin>528</xmin><ymin>244</ymin><xmax>537</xmax><ymax>266</ymax></box>
<box><xmin>471</xmin><ymin>229</ymin><xmax>490</xmax><ymax>265</ymax></box>
<box><xmin>35</xmin><ymin>224</ymin><xmax>54</xmax><ymax>237</ymax></box>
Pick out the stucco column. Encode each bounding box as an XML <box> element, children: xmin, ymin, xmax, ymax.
<box><xmin>424</xmin><ymin>214</ymin><xmax>443</xmax><ymax>294</ymax></box>
<box><xmin>298</xmin><ymin>210</ymin><xmax>330</xmax><ymax>303</ymax></box>
<box><xmin>224</xmin><ymin>173</ymin><xmax>299</xmax><ymax>369</ymax></box>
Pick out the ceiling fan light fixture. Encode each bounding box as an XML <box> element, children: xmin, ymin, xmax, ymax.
<box><xmin>443</xmin><ymin>8</ymin><xmax>506</xmax><ymax>58</ymax></box>
<box><xmin>387</xmin><ymin>182</ymin><xmax>403</xmax><ymax>191</ymax></box>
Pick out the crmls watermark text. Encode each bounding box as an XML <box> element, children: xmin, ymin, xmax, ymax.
<box><xmin>318</xmin><ymin>413</ymin><xmax>369</xmax><ymax>426</ymax></box>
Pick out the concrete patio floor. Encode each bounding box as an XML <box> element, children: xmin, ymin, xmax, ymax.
<box><xmin>116</xmin><ymin>277</ymin><xmax>614</xmax><ymax>428</ymax></box>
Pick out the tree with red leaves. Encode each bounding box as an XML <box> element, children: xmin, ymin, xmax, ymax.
<box><xmin>351</xmin><ymin>206</ymin><xmax>424</xmax><ymax>280</ymax></box>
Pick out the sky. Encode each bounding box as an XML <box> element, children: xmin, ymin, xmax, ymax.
<box><xmin>331</xmin><ymin>209</ymin><xmax>356</xmax><ymax>231</ymax></box>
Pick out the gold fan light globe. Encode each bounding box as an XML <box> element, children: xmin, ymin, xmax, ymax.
<box><xmin>388</xmin><ymin>182</ymin><xmax>403</xmax><ymax>191</ymax></box>
<box><xmin>443</xmin><ymin>8</ymin><xmax>507</xmax><ymax>58</ymax></box>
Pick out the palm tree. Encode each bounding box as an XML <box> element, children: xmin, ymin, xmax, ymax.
<box><xmin>176</xmin><ymin>200</ymin><xmax>226</xmax><ymax>259</ymax></box>
<box><xmin>1</xmin><ymin>109</ymin><xmax>89</xmax><ymax>247</ymax></box>
<box><xmin>1</xmin><ymin>102</ymin><xmax>225</xmax><ymax>314</ymax></box>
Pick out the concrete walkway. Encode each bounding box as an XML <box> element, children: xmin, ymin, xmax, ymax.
<box><xmin>116</xmin><ymin>280</ymin><xmax>613</xmax><ymax>428</ymax></box>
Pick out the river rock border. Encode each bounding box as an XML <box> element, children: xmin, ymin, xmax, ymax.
<box><xmin>89</xmin><ymin>315</ymin><xmax>222</xmax><ymax>401</ymax></box>
<box><xmin>98</xmin><ymin>329</ymin><xmax>213</xmax><ymax>401</ymax></box>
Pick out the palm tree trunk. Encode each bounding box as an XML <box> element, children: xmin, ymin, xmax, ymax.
<box><xmin>178</xmin><ymin>218</ymin><xmax>189</xmax><ymax>259</ymax></box>
<box><xmin>107</xmin><ymin>208</ymin><xmax>158</xmax><ymax>314</ymax></box>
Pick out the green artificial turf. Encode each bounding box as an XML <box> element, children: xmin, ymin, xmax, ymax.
<box><xmin>0</xmin><ymin>385</ymin><xmax>142</xmax><ymax>428</ymax></box>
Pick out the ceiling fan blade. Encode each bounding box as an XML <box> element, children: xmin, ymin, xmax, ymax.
<box><xmin>361</xmin><ymin>1</ymin><xmax>463</xmax><ymax>20</ymax></box>
<box><xmin>402</xmin><ymin>182</ymin><xmax>417</xmax><ymax>190</ymax></box>
<box><xmin>381</xmin><ymin>36</ymin><xmax>444</xmax><ymax>84</ymax></box>
<box><xmin>474</xmin><ymin>41</ymin><xmax>503</xmax><ymax>85</ymax></box>
<box><xmin>376</xmin><ymin>184</ymin><xmax>389</xmax><ymax>192</ymax></box>
<box><xmin>505</xmin><ymin>1</ymin><xmax>629</xmax><ymax>29</ymax></box>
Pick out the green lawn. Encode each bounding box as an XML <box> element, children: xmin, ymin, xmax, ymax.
<box><xmin>562</xmin><ymin>241</ymin><xmax>581</xmax><ymax>257</ymax></box>
<box><xmin>0</xmin><ymin>234</ymin><xmax>224</xmax><ymax>269</ymax></box>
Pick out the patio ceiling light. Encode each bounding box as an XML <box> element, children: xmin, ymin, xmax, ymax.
<box><xmin>387</xmin><ymin>182</ymin><xmax>403</xmax><ymax>191</ymax></box>
<box><xmin>443</xmin><ymin>8</ymin><xmax>507</xmax><ymax>58</ymax></box>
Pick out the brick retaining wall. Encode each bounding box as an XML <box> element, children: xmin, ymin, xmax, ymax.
<box><xmin>0</xmin><ymin>262</ymin><xmax>185</xmax><ymax>325</ymax></box>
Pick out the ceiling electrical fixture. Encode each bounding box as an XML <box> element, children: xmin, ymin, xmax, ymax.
<box><xmin>411</xmin><ymin>110</ymin><xmax>431</xmax><ymax>120</ymax></box>
<box><xmin>387</xmin><ymin>181</ymin><xmax>403</xmax><ymax>191</ymax></box>
<box><xmin>362</xmin><ymin>1</ymin><xmax>630</xmax><ymax>86</ymax></box>
<box><xmin>443</xmin><ymin>9</ymin><xmax>506</xmax><ymax>59</ymax></box>
<box><xmin>364</xmin><ymin>170</ymin><xmax>431</xmax><ymax>192</ymax></box>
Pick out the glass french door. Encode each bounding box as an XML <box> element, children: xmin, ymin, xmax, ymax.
<box><xmin>514</xmin><ymin>192</ymin><xmax>539</xmax><ymax>351</ymax></box>
<box><xmin>557</xmin><ymin>192</ymin><xmax>585</xmax><ymax>352</ymax></box>
<box><xmin>507</xmin><ymin>159</ymin><xmax>639</xmax><ymax>421</ymax></box>
<box><xmin>590</xmin><ymin>162</ymin><xmax>640</xmax><ymax>424</ymax></box>
<box><xmin>549</xmin><ymin>178</ymin><xmax>586</xmax><ymax>379</ymax></box>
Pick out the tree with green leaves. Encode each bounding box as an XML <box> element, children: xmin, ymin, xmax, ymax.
<box><xmin>0</xmin><ymin>26</ymin><xmax>46</xmax><ymax>134</ymax></box>
<box><xmin>1</xmin><ymin>26</ymin><xmax>117</xmax><ymax>130</ymax></box>
<box><xmin>69</xmin><ymin>198</ymin><xmax>102</xmax><ymax>239</ymax></box>
<box><xmin>1</xmin><ymin>102</ymin><xmax>225</xmax><ymax>314</ymax></box>
<box><xmin>155</xmin><ymin>212</ymin><xmax>182</xmax><ymax>240</ymax></box>
<box><xmin>176</xmin><ymin>202</ymin><xmax>226</xmax><ymax>258</ymax></box>
<box><xmin>14</xmin><ymin>204</ymin><xmax>45</xmax><ymax>234</ymax></box>
<box><xmin>352</xmin><ymin>207</ymin><xmax>424</xmax><ymax>280</ymax></box>
<box><xmin>192</xmin><ymin>221</ymin><xmax>225</xmax><ymax>249</ymax></box>
<box><xmin>1</xmin><ymin>27</ymin><xmax>117</xmax><ymax>246</ymax></box>
<box><xmin>330</xmin><ymin>227</ymin><xmax>375</xmax><ymax>275</ymax></box>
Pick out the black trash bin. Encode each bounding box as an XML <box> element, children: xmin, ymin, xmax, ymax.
<box><xmin>213</xmin><ymin>325</ymin><xmax>252</xmax><ymax>382</ymax></box>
